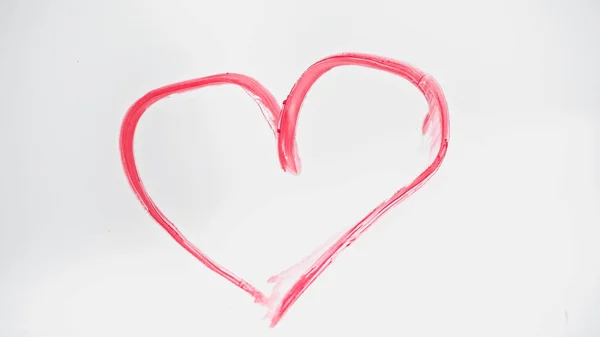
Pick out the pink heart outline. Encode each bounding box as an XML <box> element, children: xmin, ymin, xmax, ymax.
<box><xmin>119</xmin><ymin>52</ymin><xmax>449</xmax><ymax>328</ymax></box>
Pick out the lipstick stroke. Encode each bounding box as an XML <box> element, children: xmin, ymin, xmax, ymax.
<box><xmin>119</xmin><ymin>53</ymin><xmax>450</xmax><ymax>327</ymax></box>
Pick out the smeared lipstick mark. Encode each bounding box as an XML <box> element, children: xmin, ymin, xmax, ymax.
<box><xmin>119</xmin><ymin>53</ymin><xmax>449</xmax><ymax>327</ymax></box>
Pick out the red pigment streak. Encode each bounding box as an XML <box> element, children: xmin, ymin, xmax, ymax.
<box><xmin>119</xmin><ymin>52</ymin><xmax>450</xmax><ymax>328</ymax></box>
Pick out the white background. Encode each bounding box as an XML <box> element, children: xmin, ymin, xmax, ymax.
<box><xmin>1</xmin><ymin>0</ymin><xmax>599</xmax><ymax>336</ymax></box>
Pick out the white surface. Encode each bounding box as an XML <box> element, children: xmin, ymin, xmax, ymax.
<box><xmin>1</xmin><ymin>0</ymin><xmax>599</xmax><ymax>336</ymax></box>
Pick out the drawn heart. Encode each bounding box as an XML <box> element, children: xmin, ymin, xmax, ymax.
<box><xmin>119</xmin><ymin>53</ymin><xmax>449</xmax><ymax>327</ymax></box>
